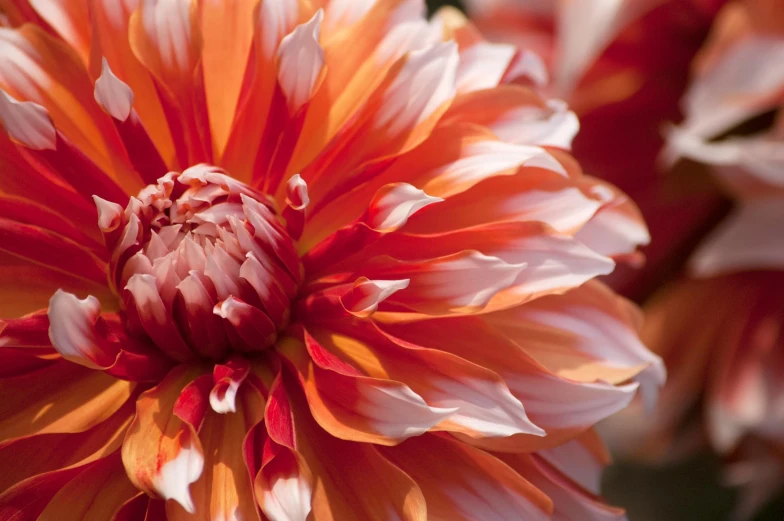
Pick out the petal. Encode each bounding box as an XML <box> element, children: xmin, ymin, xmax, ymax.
<box><xmin>284</xmin><ymin>377</ymin><xmax>428</xmax><ymax>521</ymax></box>
<box><xmin>340</xmin><ymin>277</ymin><xmax>410</xmax><ymax>318</ymax></box>
<box><xmin>0</xmin><ymin>397</ymin><xmax>134</xmax><ymax>493</ymax></box>
<box><xmin>554</xmin><ymin>0</ymin><xmax>657</xmax><ymax>94</ymax></box>
<box><xmin>276</xmin><ymin>10</ymin><xmax>326</xmax><ymax>114</ymax></box>
<box><xmin>365</xmin><ymin>183</ymin><xmax>443</xmax><ymax>233</ymax></box>
<box><xmin>538</xmin><ymin>429</ymin><xmax>611</xmax><ymax>494</ymax></box>
<box><xmin>94</xmin><ymin>58</ymin><xmax>134</xmax><ymax>122</ymax></box>
<box><xmin>677</xmin><ymin>35</ymin><xmax>784</xmax><ymax>143</ymax></box>
<box><xmin>129</xmin><ymin>0</ymin><xmax>201</xmax><ymax>95</ymax></box>
<box><xmin>496</xmin><ymin>453</ymin><xmax>627</xmax><ymax>521</ymax></box>
<box><xmin>363</xmin><ymin>250</ymin><xmax>524</xmax><ymax>316</ymax></box>
<box><xmin>89</xmin><ymin>0</ymin><xmax>176</xmax><ymax>163</ymax></box>
<box><xmin>0</xmin><ymin>465</ymin><xmax>88</xmax><ymax>521</ymax></box>
<box><xmin>121</xmin><ymin>365</ymin><xmax>205</xmax><ymax>513</ymax></box>
<box><xmin>380</xmin><ymin>434</ymin><xmax>552</xmax><ymax>521</ymax></box>
<box><xmin>486</xmin><ymin>280</ymin><xmax>665</xmax><ymax>409</ymax></box>
<box><xmin>28</xmin><ymin>0</ymin><xmax>92</xmax><ymax>64</ymax></box>
<box><xmin>382</xmin><ymin>315</ymin><xmax>642</xmax><ymax>440</ymax></box>
<box><xmin>690</xmin><ymin>200</ymin><xmax>784</xmax><ymax>277</ymax></box>
<box><xmin>47</xmin><ymin>290</ymin><xmax>118</xmax><ymax>369</ymax></box>
<box><xmin>210</xmin><ymin>355</ymin><xmax>251</xmax><ymax>414</ymax></box>
<box><xmin>0</xmin><ymin>253</ymin><xmax>114</xmax><ymax>318</ymax></box>
<box><xmin>256</xmin><ymin>442</ymin><xmax>313</xmax><ymax>521</ymax></box>
<box><xmin>0</xmin><ymin>358</ymin><xmax>133</xmax><ymax>442</ymax></box>
<box><xmin>306</xmin><ymin>323</ymin><xmax>544</xmax><ymax>439</ymax></box>
<box><xmin>37</xmin><ymin>454</ymin><xmax>140</xmax><ymax>521</ymax></box>
<box><xmin>455</xmin><ymin>41</ymin><xmax>516</xmax><ymax>94</ymax></box>
<box><xmin>279</xmin><ymin>336</ymin><xmax>456</xmax><ymax>445</ymax></box>
<box><xmin>371</xmin><ymin>221</ymin><xmax>616</xmax><ymax>314</ymax></box>
<box><xmin>199</xmin><ymin>0</ymin><xmax>257</xmax><ymax>157</ymax></box>
<box><xmin>0</xmin><ymin>90</ymin><xmax>56</xmax><ymax>150</ymax></box>
<box><xmin>0</xmin><ymin>24</ymin><xmax>131</xmax><ymax>179</ymax></box>
<box><xmin>166</xmin><ymin>383</ymin><xmax>264</xmax><ymax>521</ymax></box>
<box><xmin>0</xmin><ymin>217</ymin><xmax>107</xmax><ymax>284</ymax></box>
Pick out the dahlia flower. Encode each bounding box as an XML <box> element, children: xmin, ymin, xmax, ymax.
<box><xmin>465</xmin><ymin>0</ymin><xmax>729</xmax><ymax>297</ymax></box>
<box><xmin>0</xmin><ymin>1</ymin><xmax>660</xmax><ymax>520</ymax></box>
<box><xmin>598</xmin><ymin>0</ymin><xmax>784</xmax><ymax>516</ymax></box>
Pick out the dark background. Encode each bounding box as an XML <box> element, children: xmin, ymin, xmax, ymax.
<box><xmin>423</xmin><ymin>0</ymin><xmax>784</xmax><ymax>520</ymax></box>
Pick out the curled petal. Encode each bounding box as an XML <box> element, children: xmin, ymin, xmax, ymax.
<box><xmin>283</xmin><ymin>378</ymin><xmax>429</xmax><ymax>521</ymax></box>
<box><xmin>93</xmin><ymin>195</ymin><xmax>125</xmax><ymax>234</ymax></box>
<box><xmin>340</xmin><ymin>277</ymin><xmax>410</xmax><ymax>318</ymax></box>
<box><xmin>122</xmin><ymin>365</ymin><xmax>205</xmax><ymax>513</ymax></box>
<box><xmin>279</xmin><ymin>337</ymin><xmax>456</xmax><ymax>445</ymax></box>
<box><xmin>365</xmin><ymin>183</ymin><xmax>443</xmax><ymax>233</ymax></box>
<box><xmin>210</xmin><ymin>355</ymin><xmax>251</xmax><ymax>414</ymax></box>
<box><xmin>365</xmin><ymin>251</ymin><xmax>525</xmax><ymax>316</ymax></box>
<box><xmin>47</xmin><ymin>289</ymin><xmax>118</xmax><ymax>369</ymax></box>
<box><xmin>255</xmin><ymin>442</ymin><xmax>314</xmax><ymax>521</ymax></box>
<box><xmin>285</xmin><ymin>174</ymin><xmax>310</xmax><ymax>210</ymax></box>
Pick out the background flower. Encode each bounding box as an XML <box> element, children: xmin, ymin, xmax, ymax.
<box><xmin>464</xmin><ymin>0</ymin><xmax>784</xmax><ymax>519</ymax></box>
<box><xmin>0</xmin><ymin>1</ymin><xmax>657</xmax><ymax>520</ymax></box>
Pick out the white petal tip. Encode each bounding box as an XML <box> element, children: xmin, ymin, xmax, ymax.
<box><xmin>94</xmin><ymin>58</ymin><xmax>134</xmax><ymax>121</ymax></box>
<box><xmin>0</xmin><ymin>90</ymin><xmax>56</xmax><ymax>150</ymax></box>
<box><xmin>366</xmin><ymin>183</ymin><xmax>443</xmax><ymax>232</ymax></box>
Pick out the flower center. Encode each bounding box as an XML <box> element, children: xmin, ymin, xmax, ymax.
<box><xmin>96</xmin><ymin>165</ymin><xmax>301</xmax><ymax>361</ymax></box>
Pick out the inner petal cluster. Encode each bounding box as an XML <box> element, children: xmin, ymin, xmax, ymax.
<box><xmin>96</xmin><ymin>164</ymin><xmax>301</xmax><ymax>361</ymax></box>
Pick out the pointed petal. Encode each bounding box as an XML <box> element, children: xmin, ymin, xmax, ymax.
<box><xmin>121</xmin><ymin>365</ymin><xmax>205</xmax><ymax>513</ymax></box>
<box><xmin>277</xmin><ymin>10</ymin><xmax>326</xmax><ymax>113</ymax></box>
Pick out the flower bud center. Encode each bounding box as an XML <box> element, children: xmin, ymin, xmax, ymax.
<box><xmin>101</xmin><ymin>165</ymin><xmax>300</xmax><ymax>361</ymax></box>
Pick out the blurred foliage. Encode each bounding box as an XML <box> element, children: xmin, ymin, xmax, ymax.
<box><xmin>426</xmin><ymin>0</ymin><xmax>463</xmax><ymax>14</ymax></box>
<box><xmin>603</xmin><ymin>453</ymin><xmax>784</xmax><ymax>521</ymax></box>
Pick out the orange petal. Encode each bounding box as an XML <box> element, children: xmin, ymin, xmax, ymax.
<box><xmin>306</xmin><ymin>323</ymin><xmax>545</xmax><ymax>439</ymax></box>
<box><xmin>199</xmin><ymin>0</ymin><xmax>258</xmax><ymax>159</ymax></box>
<box><xmin>0</xmin><ymin>253</ymin><xmax>115</xmax><ymax>318</ymax></box>
<box><xmin>0</xmin><ymin>358</ymin><xmax>134</xmax><ymax>442</ymax></box>
<box><xmin>279</xmin><ymin>335</ymin><xmax>455</xmax><ymax>445</ymax></box>
<box><xmin>0</xmin><ymin>397</ymin><xmax>135</xmax><ymax>493</ymax></box>
<box><xmin>166</xmin><ymin>383</ymin><xmax>264</xmax><ymax>521</ymax></box>
<box><xmin>28</xmin><ymin>0</ymin><xmax>92</xmax><ymax>65</ymax></box>
<box><xmin>380</xmin><ymin>434</ymin><xmax>553</xmax><ymax>521</ymax></box>
<box><xmin>285</xmin><ymin>376</ymin><xmax>428</xmax><ymax>521</ymax></box>
<box><xmin>381</xmin><ymin>315</ymin><xmax>640</xmax><ymax>442</ymax></box>
<box><xmin>121</xmin><ymin>364</ymin><xmax>206</xmax><ymax>513</ymax></box>
<box><xmin>37</xmin><ymin>453</ymin><xmax>140</xmax><ymax>521</ymax></box>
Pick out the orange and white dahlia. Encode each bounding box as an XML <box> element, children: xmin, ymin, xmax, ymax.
<box><xmin>0</xmin><ymin>1</ymin><xmax>660</xmax><ymax>520</ymax></box>
<box><xmin>602</xmin><ymin>0</ymin><xmax>784</xmax><ymax>516</ymax></box>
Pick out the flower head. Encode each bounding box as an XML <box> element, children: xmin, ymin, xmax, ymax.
<box><xmin>0</xmin><ymin>1</ymin><xmax>658</xmax><ymax>520</ymax></box>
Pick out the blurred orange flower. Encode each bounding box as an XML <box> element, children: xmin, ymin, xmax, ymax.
<box><xmin>0</xmin><ymin>1</ymin><xmax>659</xmax><ymax>520</ymax></box>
